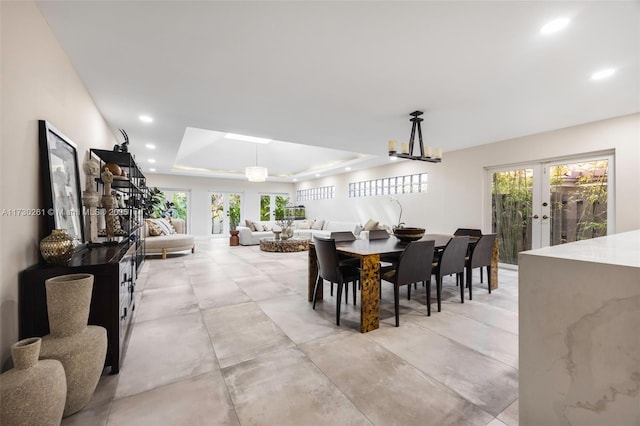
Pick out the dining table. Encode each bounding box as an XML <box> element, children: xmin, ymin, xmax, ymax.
<box><xmin>307</xmin><ymin>234</ymin><xmax>499</xmax><ymax>333</ymax></box>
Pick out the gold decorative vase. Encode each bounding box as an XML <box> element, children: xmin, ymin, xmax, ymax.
<box><xmin>40</xmin><ymin>229</ymin><xmax>76</xmax><ymax>265</ymax></box>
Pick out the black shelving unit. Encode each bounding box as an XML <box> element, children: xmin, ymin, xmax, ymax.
<box><xmin>90</xmin><ymin>149</ymin><xmax>146</xmax><ymax>275</ymax></box>
<box><xmin>285</xmin><ymin>205</ymin><xmax>306</xmax><ymax>220</ymax></box>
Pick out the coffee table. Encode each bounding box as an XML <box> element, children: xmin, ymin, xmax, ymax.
<box><xmin>260</xmin><ymin>237</ymin><xmax>309</xmax><ymax>253</ymax></box>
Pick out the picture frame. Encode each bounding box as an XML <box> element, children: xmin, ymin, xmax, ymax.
<box><xmin>39</xmin><ymin>120</ymin><xmax>85</xmax><ymax>243</ymax></box>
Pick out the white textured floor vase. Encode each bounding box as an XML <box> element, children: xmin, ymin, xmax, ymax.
<box><xmin>0</xmin><ymin>337</ymin><xmax>66</xmax><ymax>425</ymax></box>
<box><xmin>39</xmin><ymin>273</ymin><xmax>107</xmax><ymax>417</ymax></box>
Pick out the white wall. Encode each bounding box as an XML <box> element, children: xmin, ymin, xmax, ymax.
<box><xmin>297</xmin><ymin>114</ymin><xmax>640</xmax><ymax>235</ymax></box>
<box><xmin>297</xmin><ymin>160</ymin><xmax>445</xmax><ymax>232</ymax></box>
<box><xmin>146</xmin><ymin>174</ymin><xmax>295</xmax><ymax>236</ymax></box>
<box><xmin>0</xmin><ymin>1</ymin><xmax>118</xmax><ymax>369</ymax></box>
<box><xmin>440</xmin><ymin>113</ymin><xmax>640</xmax><ymax>234</ymax></box>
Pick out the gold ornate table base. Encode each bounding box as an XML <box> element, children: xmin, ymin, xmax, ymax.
<box><xmin>308</xmin><ymin>247</ymin><xmax>380</xmax><ymax>332</ymax></box>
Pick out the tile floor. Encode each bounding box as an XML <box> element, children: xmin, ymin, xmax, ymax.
<box><xmin>62</xmin><ymin>238</ymin><xmax>519</xmax><ymax>426</ymax></box>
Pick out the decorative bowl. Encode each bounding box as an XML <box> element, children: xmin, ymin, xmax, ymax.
<box><xmin>102</xmin><ymin>163</ymin><xmax>122</xmax><ymax>177</ymax></box>
<box><xmin>393</xmin><ymin>227</ymin><xmax>425</xmax><ymax>243</ymax></box>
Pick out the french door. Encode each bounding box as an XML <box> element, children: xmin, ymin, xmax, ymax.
<box><xmin>489</xmin><ymin>154</ymin><xmax>613</xmax><ymax>265</ymax></box>
<box><xmin>210</xmin><ymin>192</ymin><xmax>242</xmax><ymax>237</ymax></box>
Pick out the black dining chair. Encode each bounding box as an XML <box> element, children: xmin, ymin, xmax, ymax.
<box><xmin>381</xmin><ymin>240</ymin><xmax>435</xmax><ymax>325</ymax></box>
<box><xmin>465</xmin><ymin>233</ymin><xmax>497</xmax><ymax>298</ymax></box>
<box><xmin>432</xmin><ymin>236</ymin><xmax>469</xmax><ymax>311</ymax></box>
<box><xmin>453</xmin><ymin>228</ymin><xmax>482</xmax><ymax>238</ymax></box>
<box><xmin>312</xmin><ymin>236</ymin><xmax>360</xmax><ymax>326</ymax></box>
<box><xmin>330</xmin><ymin>231</ymin><xmax>356</xmax><ymax>242</ymax></box>
<box><xmin>328</xmin><ymin>231</ymin><xmax>360</xmax><ymax>288</ymax></box>
<box><xmin>452</xmin><ymin>228</ymin><xmax>482</xmax><ymax>265</ymax></box>
<box><xmin>368</xmin><ymin>229</ymin><xmax>390</xmax><ymax>240</ymax></box>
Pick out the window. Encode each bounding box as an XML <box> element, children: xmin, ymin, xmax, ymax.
<box><xmin>296</xmin><ymin>186</ymin><xmax>335</xmax><ymax>201</ymax></box>
<box><xmin>260</xmin><ymin>194</ymin><xmax>289</xmax><ymax>220</ymax></box>
<box><xmin>348</xmin><ymin>173</ymin><xmax>428</xmax><ymax>198</ymax></box>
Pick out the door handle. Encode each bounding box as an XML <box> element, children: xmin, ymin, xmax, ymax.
<box><xmin>531</xmin><ymin>215</ymin><xmax>539</xmax><ymax>219</ymax></box>
<box><xmin>542</xmin><ymin>215</ymin><xmax>550</xmax><ymax>220</ymax></box>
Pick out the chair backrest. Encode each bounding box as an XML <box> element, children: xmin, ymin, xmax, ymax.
<box><xmin>453</xmin><ymin>228</ymin><xmax>482</xmax><ymax>238</ymax></box>
<box><xmin>368</xmin><ymin>229</ymin><xmax>390</xmax><ymax>240</ymax></box>
<box><xmin>437</xmin><ymin>236</ymin><xmax>469</xmax><ymax>277</ymax></box>
<box><xmin>330</xmin><ymin>231</ymin><xmax>356</xmax><ymax>242</ymax></box>
<box><xmin>314</xmin><ymin>236</ymin><xmax>342</xmax><ymax>282</ymax></box>
<box><xmin>470</xmin><ymin>233</ymin><xmax>496</xmax><ymax>268</ymax></box>
<box><xmin>396</xmin><ymin>240</ymin><xmax>435</xmax><ymax>286</ymax></box>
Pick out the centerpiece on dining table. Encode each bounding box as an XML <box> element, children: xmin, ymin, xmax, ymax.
<box><xmin>390</xmin><ymin>197</ymin><xmax>425</xmax><ymax>242</ymax></box>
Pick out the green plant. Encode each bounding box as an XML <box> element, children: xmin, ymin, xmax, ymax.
<box><xmin>570</xmin><ymin>163</ymin><xmax>608</xmax><ymax>241</ymax></box>
<box><xmin>142</xmin><ymin>187</ymin><xmax>165</xmax><ymax>218</ymax></box>
<box><xmin>229</xmin><ymin>194</ymin><xmax>241</xmax><ymax>230</ymax></box>
<box><xmin>491</xmin><ymin>170</ymin><xmax>533</xmax><ymax>265</ymax></box>
<box><xmin>169</xmin><ymin>193</ymin><xmax>187</xmax><ymax>221</ymax></box>
<box><xmin>260</xmin><ymin>195</ymin><xmax>271</xmax><ymax>221</ymax></box>
<box><xmin>275</xmin><ymin>195</ymin><xmax>288</xmax><ymax>220</ymax></box>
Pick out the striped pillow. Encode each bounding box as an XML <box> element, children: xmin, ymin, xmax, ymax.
<box><xmin>150</xmin><ymin>218</ymin><xmax>175</xmax><ymax>235</ymax></box>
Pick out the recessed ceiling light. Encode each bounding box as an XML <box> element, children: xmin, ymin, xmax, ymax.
<box><xmin>315</xmin><ymin>174</ymin><xmax>321</xmax><ymax>177</ymax></box>
<box><xmin>293</xmin><ymin>178</ymin><xmax>298</xmax><ymax>182</ymax></box>
<box><xmin>145</xmin><ymin>144</ymin><xmax>156</xmax><ymax>149</ymax></box>
<box><xmin>540</xmin><ymin>18</ymin><xmax>570</xmax><ymax>35</ymax></box>
<box><xmin>149</xmin><ymin>168</ymin><xmax>156</xmax><ymax>172</ymax></box>
<box><xmin>591</xmin><ymin>68</ymin><xmax>616</xmax><ymax>80</ymax></box>
<box><xmin>345</xmin><ymin>167</ymin><xmax>352</xmax><ymax>171</ymax></box>
<box><xmin>224</xmin><ymin>133</ymin><xmax>271</xmax><ymax>144</ymax></box>
<box><xmin>148</xmin><ymin>159</ymin><xmax>156</xmax><ymax>163</ymax></box>
<box><xmin>139</xmin><ymin>115</ymin><xmax>153</xmax><ymax>123</ymax></box>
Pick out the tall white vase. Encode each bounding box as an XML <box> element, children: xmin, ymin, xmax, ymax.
<box><xmin>39</xmin><ymin>273</ymin><xmax>107</xmax><ymax>417</ymax></box>
<box><xmin>0</xmin><ymin>337</ymin><xmax>67</xmax><ymax>425</ymax></box>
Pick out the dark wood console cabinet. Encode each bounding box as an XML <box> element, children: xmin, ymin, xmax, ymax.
<box><xmin>19</xmin><ymin>242</ymin><xmax>137</xmax><ymax>374</ymax></box>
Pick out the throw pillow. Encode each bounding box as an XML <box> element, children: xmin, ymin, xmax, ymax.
<box><xmin>297</xmin><ymin>221</ymin><xmax>311</xmax><ymax>230</ymax></box>
<box><xmin>363</xmin><ymin>219</ymin><xmax>379</xmax><ymax>231</ymax></box>
<box><xmin>245</xmin><ymin>219</ymin><xmax>256</xmax><ymax>231</ymax></box>
<box><xmin>253</xmin><ymin>222</ymin><xmax>264</xmax><ymax>232</ymax></box>
<box><xmin>145</xmin><ymin>219</ymin><xmax>162</xmax><ymax>236</ymax></box>
<box><xmin>311</xmin><ymin>219</ymin><xmax>324</xmax><ymax>230</ymax></box>
<box><xmin>152</xmin><ymin>218</ymin><xmax>175</xmax><ymax>235</ymax></box>
<box><xmin>262</xmin><ymin>223</ymin><xmax>272</xmax><ymax>231</ymax></box>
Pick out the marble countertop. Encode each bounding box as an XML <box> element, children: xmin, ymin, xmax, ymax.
<box><xmin>519</xmin><ymin>229</ymin><xmax>640</xmax><ymax>268</ymax></box>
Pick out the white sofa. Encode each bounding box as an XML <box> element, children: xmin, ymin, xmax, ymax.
<box><xmin>236</xmin><ymin>219</ymin><xmax>362</xmax><ymax>246</ymax></box>
<box><xmin>144</xmin><ymin>218</ymin><xmax>195</xmax><ymax>259</ymax></box>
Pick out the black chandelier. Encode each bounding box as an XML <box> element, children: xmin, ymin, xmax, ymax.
<box><xmin>388</xmin><ymin>111</ymin><xmax>442</xmax><ymax>163</ymax></box>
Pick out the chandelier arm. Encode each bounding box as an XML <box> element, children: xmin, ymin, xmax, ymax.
<box><xmin>409</xmin><ymin>119</ymin><xmax>417</xmax><ymax>156</ymax></box>
<box><xmin>417</xmin><ymin>119</ymin><xmax>425</xmax><ymax>157</ymax></box>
